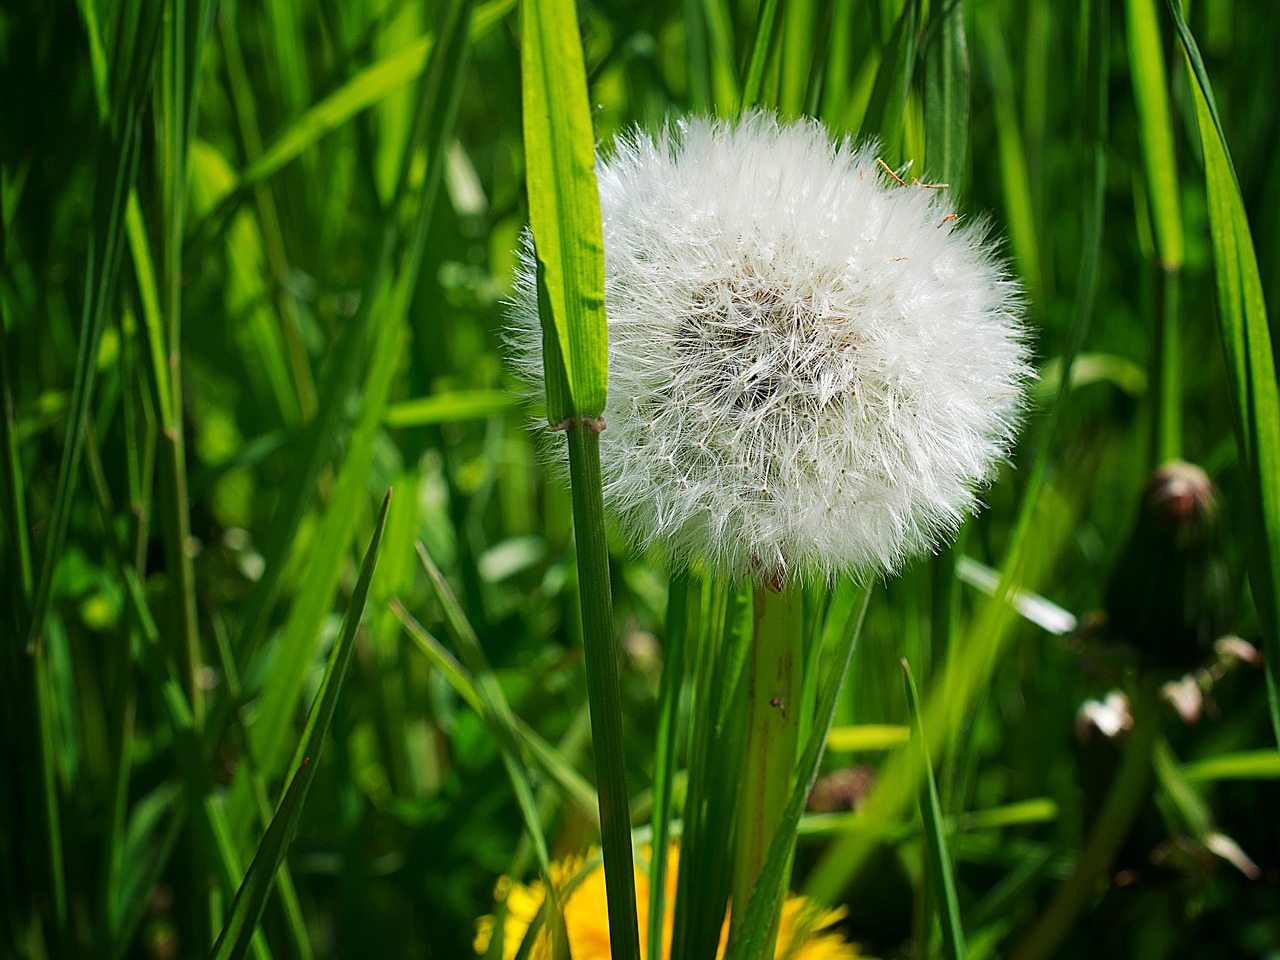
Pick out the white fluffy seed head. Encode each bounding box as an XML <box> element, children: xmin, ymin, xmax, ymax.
<box><xmin>508</xmin><ymin>113</ymin><xmax>1033</xmax><ymax>585</ymax></box>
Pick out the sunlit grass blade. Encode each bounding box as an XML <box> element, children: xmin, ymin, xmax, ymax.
<box><xmin>520</xmin><ymin>0</ymin><xmax>607</xmax><ymax>423</ymax></box>
<box><xmin>1182</xmin><ymin>750</ymin><xmax>1280</xmax><ymax>783</ymax></box>
<box><xmin>209</xmin><ymin>490</ymin><xmax>390</xmax><ymax>960</ymax></box>
<box><xmin>1127</xmin><ymin>0</ymin><xmax>1183</xmax><ymax>271</ymax></box>
<box><xmin>976</xmin><ymin>14</ymin><xmax>1042</xmax><ymax>308</ymax></box>
<box><xmin>521</xmin><ymin>1</ymin><xmax>639</xmax><ymax>955</ymax></box>
<box><xmin>902</xmin><ymin>659</ymin><xmax>967</xmax><ymax>960</ymax></box>
<box><xmin>722</xmin><ymin>584</ymin><xmax>871</xmax><ymax>960</ymax></box>
<box><xmin>825</xmin><ymin>724</ymin><xmax>911</xmax><ymax>753</ymax></box>
<box><xmin>1168</xmin><ymin>0</ymin><xmax>1280</xmax><ymax>743</ymax></box>
<box><xmin>385</xmin><ymin>389</ymin><xmax>514</xmax><ymax>427</ymax></box>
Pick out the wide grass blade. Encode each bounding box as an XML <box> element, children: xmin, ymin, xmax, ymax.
<box><xmin>1168</xmin><ymin>0</ymin><xmax>1280</xmax><ymax>743</ymax></box>
<box><xmin>209</xmin><ymin>490</ymin><xmax>391</xmax><ymax>960</ymax></box>
<box><xmin>903</xmin><ymin>660</ymin><xmax>967</xmax><ymax>960</ymax></box>
<box><xmin>520</xmin><ymin>0</ymin><xmax>608</xmax><ymax>423</ymax></box>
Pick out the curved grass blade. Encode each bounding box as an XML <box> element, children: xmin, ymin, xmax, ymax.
<box><xmin>903</xmin><ymin>659</ymin><xmax>967</xmax><ymax>960</ymax></box>
<box><xmin>1168</xmin><ymin>0</ymin><xmax>1280</xmax><ymax>744</ymax></box>
<box><xmin>722</xmin><ymin>584</ymin><xmax>872</xmax><ymax>960</ymax></box>
<box><xmin>209</xmin><ymin>489</ymin><xmax>391</xmax><ymax>960</ymax></box>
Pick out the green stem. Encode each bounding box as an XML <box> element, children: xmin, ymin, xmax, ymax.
<box><xmin>730</xmin><ymin>580</ymin><xmax>804</xmax><ymax>948</ymax></box>
<box><xmin>1154</xmin><ymin>266</ymin><xmax>1182</xmax><ymax>464</ymax></box>
<box><xmin>564</xmin><ymin>421</ymin><xmax>641</xmax><ymax>960</ymax></box>
<box><xmin>1009</xmin><ymin>680</ymin><xmax>1159</xmax><ymax>960</ymax></box>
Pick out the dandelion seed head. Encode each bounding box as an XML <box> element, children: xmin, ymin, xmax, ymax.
<box><xmin>509</xmin><ymin>113</ymin><xmax>1032</xmax><ymax>584</ymax></box>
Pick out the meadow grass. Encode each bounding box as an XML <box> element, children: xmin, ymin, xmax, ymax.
<box><xmin>2</xmin><ymin>0</ymin><xmax>1279</xmax><ymax>957</ymax></box>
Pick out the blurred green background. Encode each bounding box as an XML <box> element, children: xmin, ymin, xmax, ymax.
<box><xmin>2</xmin><ymin>0</ymin><xmax>1279</xmax><ymax>957</ymax></box>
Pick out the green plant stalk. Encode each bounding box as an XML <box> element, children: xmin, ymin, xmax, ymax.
<box><xmin>565</xmin><ymin>420</ymin><xmax>641</xmax><ymax>960</ymax></box>
<box><xmin>1154</xmin><ymin>267</ymin><xmax>1182</xmax><ymax>463</ymax></box>
<box><xmin>730</xmin><ymin>580</ymin><xmax>803</xmax><ymax>947</ymax></box>
<box><xmin>1008</xmin><ymin>680</ymin><xmax>1158</xmax><ymax>960</ymax></box>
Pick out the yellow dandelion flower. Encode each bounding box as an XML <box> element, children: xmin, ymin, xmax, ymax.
<box><xmin>474</xmin><ymin>845</ymin><xmax>867</xmax><ymax>960</ymax></box>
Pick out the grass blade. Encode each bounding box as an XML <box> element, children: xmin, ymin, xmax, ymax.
<box><xmin>520</xmin><ymin>0</ymin><xmax>608</xmax><ymax>422</ymax></box>
<box><xmin>859</xmin><ymin>0</ymin><xmax>920</xmax><ymax>164</ymax></box>
<box><xmin>209</xmin><ymin>490</ymin><xmax>391</xmax><ymax>960</ymax></box>
<box><xmin>924</xmin><ymin>0</ymin><xmax>969</xmax><ymax>188</ymax></box>
<box><xmin>413</xmin><ymin>543</ymin><xmax>570</xmax><ymax>957</ymax></box>
<box><xmin>390</xmin><ymin>598</ymin><xmax>600</xmax><ymax>822</ymax></box>
<box><xmin>1168</xmin><ymin>0</ymin><xmax>1280</xmax><ymax>743</ymax></box>
<box><xmin>902</xmin><ymin>659</ymin><xmax>967</xmax><ymax>960</ymax></box>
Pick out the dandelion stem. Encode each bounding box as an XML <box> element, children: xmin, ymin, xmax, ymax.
<box><xmin>730</xmin><ymin>580</ymin><xmax>804</xmax><ymax>948</ymax></box>
<box><xmin>565</xmin><ymin>419</ymin><xmax>642</xmax><ymax>960</ymax></box>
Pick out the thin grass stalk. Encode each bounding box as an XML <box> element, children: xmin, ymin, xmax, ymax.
<box><xmin>729</xmin><ymin>581</ymin><xmax>803</xmax><ymax>948</ymax></box>
<box><xmin>1154</xmin><ymin>268</ymin><xmax>1182</xmax><ymax>462</ymax></box>
<box><xmin>565</xmin><ymin>420</ymin><xmax>641</xmax><ymax>960</ymax></box>
<box><xmin>157</xmin><ymin>0</ymin><xmax>204</xmax><ymax>725</ymax></box>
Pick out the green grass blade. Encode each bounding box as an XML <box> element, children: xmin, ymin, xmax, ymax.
<box><xmin>413</xmin><ymin>543</ymin><xmax>569</xmax><ymax>957</ymax></box>
<box><xmin>1182</xmin><ymin>750</ymin><xmax>1280</xmax><ymax>783</ymax></box>
<box><xmin>27</xmin><ymin>111</ymin><xmax>145</xmax><ymax>652</ymax></box>
<box><xmin>1127</xmin><ymin>0</ymin><xmax>1183</xmax><ymax>270</ymax></box>
<box><xmin>977</xmin><ymin>14</ymin><xmax>1042</xmax><ymax>308</ymax></box>
<box><xmin>722</xmin><ymin>584</ymin><xmax>872</xmax><ymax>960</ymax></box>
<box><xmin>209</xmin><ymin>490</ymin><xmax>390</xmax><ymax>960</ymax></box>
<box><xmin>902</xmin><ymin>660</ymin><xmax>967</xmax><ymax>960</ymax></box>
<box><xmin>859</xmin><ymin>0</ymin><xmax>920</xmax><ymax>163</ymax></box>
<box><xmin>239</xmin><ymin>35</ymin><xmax>434</xmax><ymax>194</ymax></box>
<box><xmin>385</xmin><ymin>389</ymin><xmax>513</xmax><ymax>427</ymax></box>
<box><xmin>924</xmin><ymin>0</ymin><xmax>969</xmax><ymax>188</ymax></box>
<box><xmin>228</xmin><ymin>0</ymin><xmax>476</xmax><ymax>838</ymax></box>
<box><xmin>390</xmin><ymin>599</ymin><xmax>600</xmax><ymax>822</ymax></box>
<box><xmin>520</xmin><ymin>0</ymin><xmax>607</xmax><ymax>422</ymax></box>
<box><xmin>1168</xmin><ymin>0</ymin><xmax>1280</xmax><ymax>743</ymax></box>
<box><xmin>738</xmin><ymin>0</ymin><xmax>782</xmax><ymax>113</ymax></box>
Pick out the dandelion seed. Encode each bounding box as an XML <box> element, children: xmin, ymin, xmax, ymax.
<box><xmin>508</xmin><ymin>113</ymin><xmax>1032</xmax><ymax>584</ymax></box>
